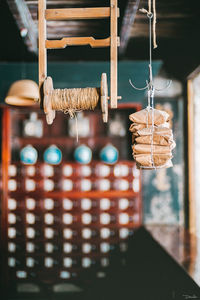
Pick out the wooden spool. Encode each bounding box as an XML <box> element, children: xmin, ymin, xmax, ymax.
<box><xmin>43</xmin><ymin>73</ymin><xmax>108</xmax><ymax>125</ymax></box>
<box><xmin>43</xmin><ymin>76</ymin><xmax>55</xmax><ymax>125</ymax></box>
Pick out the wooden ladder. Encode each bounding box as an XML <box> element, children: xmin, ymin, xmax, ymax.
<box><xmin>38</xmin><ymin>0</ymin><xmax>120</xmax><ymax>108</ymax></box>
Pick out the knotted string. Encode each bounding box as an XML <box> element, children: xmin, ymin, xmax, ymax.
<box><xmin>64</xmin><ymin>109</ymin><xmax>81</xmax><ymax>143</ymax></box>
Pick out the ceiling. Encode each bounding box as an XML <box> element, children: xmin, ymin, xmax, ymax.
<box><xmin>1</xmin><ymin>0</ymin><xmax>200</xmax><ymax>79</ymax></box>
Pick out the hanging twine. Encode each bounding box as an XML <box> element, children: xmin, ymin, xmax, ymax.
<box><xmin>140</xmin><ymin>0</ymin><xmax>157</xmax><ymax>49</ymax></box>
<box><xmin>143</xmin><ymin>0</ymin><xmax>156</xmax><ymax>169</ymax></box>
<box><xmin>143</xmin><ymin>89</ymin><xmax>155</xmax><ymax>170</ymax></box>
<box><xmin>50</xmin><ymin>87</ymin><xmax>100</xmax><ymax>142</ymax></box>
<box><xmin>150</xmin><ymin>89</ymin><xmax>155</xmax><ymax>169</ymax></box>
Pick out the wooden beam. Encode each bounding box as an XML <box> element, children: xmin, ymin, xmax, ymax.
<box><xmin>46</xmin><ymin>37</ymin><xmax>113</xmax><ymax>49</ymax></box>
<box><xmin>110</xmin><ymin>0</ymin><xmax>118</xmax><ymax>109</ymax></box>
<box><xmin>7</xmin><ymin>0</ymin><xmax>37</xmax><ymax>53</ymax></box>
<box><xmin>45</xmin><ymin>7</ymin><xmax>119</xmax><ymax>20</ymax></box>
<box><xmin>135</xmin><ymin>13</ymin><xmax>194</xmax><ymax>19</ymax></box>
<box><xmin>44</xmin><ymin>190</ymin><xmax>138</xmax><ymax>198</ymax></box>
<box><xmin>119</xmin><ymin>0</ymin><xmax>140</xmax><ymax>55</ymax></box>
<box><xmin>38</xmin><ymin>0</ymin><xmax>47</xmax><ymax>103</ymax></box>
<box><xmin>131</xmin><ymin>23</ymin><xmax>192</xmax><ymax>38</ymax></box>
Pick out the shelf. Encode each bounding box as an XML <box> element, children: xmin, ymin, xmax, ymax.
<box><xmin>9</xmin><ymin>160</ymin><xmax>136</xmax><ymax>166</ymax></box>
<box><xmin>1</xmin><ymin>104</ymin><xmax>142</xmax><ymax>290</ymax></box>
<box><xmin>9</xmin><ymin>190</ymin><xmax>140</xmax><ymax>198</ymax></box>
<box><xmin>13</xmin><ymin>136</ymin><xmax>127</xmax><ymax>145</ymax></box>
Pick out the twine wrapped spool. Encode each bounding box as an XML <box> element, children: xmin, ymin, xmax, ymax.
<box><xmin>43</xmin><ymin>75</ymin><xmax>108</xmax><ymax>125</ymax></box>
<box><xmin>52</xmin><ymin>87</ymin><xmax>99</xmax><ymax>112</ymax></box>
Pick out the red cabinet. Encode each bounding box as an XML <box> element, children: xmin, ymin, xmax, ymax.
<box><xmin>1</xmin><ymin>104</ymin><xmax>142</xmax><ymax>294</ymax></box>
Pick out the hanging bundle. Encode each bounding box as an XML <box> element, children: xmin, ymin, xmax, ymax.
<box><xmin>129</xmin><ymin>0</ymin><xmax>176</xmax><ymax>169</ymax></box>
<box><xmin>129</xmin><ymin>108</ymin><xmax>176</xmax><ymax>169</ymax></box>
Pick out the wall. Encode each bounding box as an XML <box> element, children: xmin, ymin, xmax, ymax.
<box><xmin>0</xmin><ymin>62</ymin><xmax>161</xmax><ymax>102</ymax></box>
<box><xmin>0</xmin><ymin>62</ymin><xmax>184</xmax><ymax>225</ymax></box>
<box><xmin>142</xmin><ymin>97</ymin><xmax>184</xmax><ymax>225</ymax></box>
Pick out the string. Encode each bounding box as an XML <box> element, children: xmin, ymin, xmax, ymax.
<box><xmin>131</xmin><ymin>0</ymin><xmax>174</xmax><ymax>169</ymax></box>
<box><xmin>140</xmin><ymin>5</ymin><xmax>156</xmax><ymax>170</ymax></box>
<box><xmin>149</xmin><ymin>13</ymin><xmax>155</xmax><ymax>169</ymax></box>
<box><xmin>65</xmin><ymin>109</ymin><xmax>80</xmax><ymax>143</ymax></box>
<box><xmin>153</xmin><ymin>0</ymin><xmax>157</xmax><ymax>48</ymax></box>
<box><xmin>51</xmin><ymin>87</ymin><xmax>99</xmax><ymax>112</ymax></box>
<box><xmin>148</xmin><ymin>0</ymin><xmax>151</xmax><ymax>12</ymax></box>
<box><xmin>150</xmin><ymin>88</ymin><xmax>155</xmax><ymax>169</ymax></box>
<box><xmin>139</xmin><ymin>0</ymin><xmax>157</xmax><ymax>49</ymax></box>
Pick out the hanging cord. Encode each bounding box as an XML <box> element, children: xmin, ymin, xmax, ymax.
<box><xmin>153</xmin><ymin>0</ymin><xmax>157</xmax><ymax>49</ymax></box>
<box><xmin>129</xmin><ymin>0</ymin><xmax>158</xmax><ymax>91</ymax></box>
<box><xmin>130</xmin><ymin>0</ymin><xmax>173</xmax><ymax>169</ymax></box>
<box><xmin>148</xmin><ymin>12</ymin><xmax>155</xmax><ymax>169</ymax></box>
<box><xmin>140</xmin><ymin>0</ymin><xmax>157</xmax><ymax>49</ymax></box>
<box><xmin>144</xmin><ymin>9</ymin><xmax>156</xmax><ymax>169</ymax></box>
<box><xmin>129</xmin><ymin>0</ymin><xmax>159</xmax><ymax>168</ymax></box>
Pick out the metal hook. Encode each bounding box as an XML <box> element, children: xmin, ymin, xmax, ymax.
<box><xmin>155</xmin><ymin>80</ymin><xmax>172</xmax><ymax>92</ymax></box>
<box><xmin>147</xmin><ymin>12</ymin><xmax>153</xmax><ymax>19</ymax></box>
<box><xmin>129</xmin><ymin>79</ymin><xmax>149</xmax><ymax>91</ymax></box>
<box><xmin>129</xmin><ymin>4</ymin><xmax>173</xmax><ymax>108</ymax></box>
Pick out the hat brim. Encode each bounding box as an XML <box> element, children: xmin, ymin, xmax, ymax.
<box><xmin>5</xmin><ymin>96</ymin><xmax>38</xmax><ymax>106</ymax></box>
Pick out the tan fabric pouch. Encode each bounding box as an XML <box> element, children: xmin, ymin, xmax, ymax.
<box><xmin>134</xmin><ymin>153</ymin><xmax>172</xmax><ymax>167</ymax></box>
<box><xmin>137</xmin><ymin>127</ymin><xmax>172</xmax><ymax>137</ymax></box>
<box><xmin>129</xmin><ymin>108</ymin><xmax>169</xmax><ymax>126</ymax></box>
<box><xmin>135</xmin><ymin>135</ymin><xmax>174</xmax><ymax>146</ymax></box>
<box><xmin>136</xmin><ymin>159</ymin><xmax>173</xmax><ymax>169</ymax></box>
<box><xmin>132</xmin><ymin>143</ymin><xmax>175</xmax><ymax>154</ymax></box>
<box><xmin>129</xmin><ymin>122</ymin><xmax>170</xmax><ymax>133</ymax></box>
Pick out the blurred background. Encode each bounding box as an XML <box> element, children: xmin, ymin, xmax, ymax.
<box><xmin>1</xmin><ymin>0</ymin><xmax>200</xmax><ymax>299</ymax></box>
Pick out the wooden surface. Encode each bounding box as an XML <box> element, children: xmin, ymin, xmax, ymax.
<box><xmin>43</xmin><ymin>76</ymin><xmax>55</xmax><ymax>125</ymax></box>
<box><xmin>110</xmin><ymin>0</ymin><xmax>118</xmax><ymax>109</ymax></box>
<box><xmin>187</xmin><ymin>79</ymin><xmax>196</xmax><ymax>235</ymax></box>
<box><xmin>46</xmin><ymin>37</ymin><xmax>111</xmax><ymax>49</ymax></box>
<box><xmin>7</xmin><ymin>0</ymin><xmax>38</xmax><ymax>53</ymax></box>
<box><xmin>119</xmin><ymin>0</ymin><xmax>140</xmax><ymax>54</ymax></box>
<box><xmin>147</xmin><ymin>225</ymin><xmax>200</xmax><ymax>286</ymax></box>
<box><xmin>43</xmin><ymin>190</ymin><xmax>139</xmax><ymax>199</ymax></box>
<box><xmin>45</xmin><ymin>7</ymin><xmax>119</xmax><ymax>20</ymax></box>
<box><xmin>7</xmin><ymin>0</ymin><xmax>200</xmax><ymax>61</ymax></box>
<box><xmin>38</xmin><ymin>0</ymin><xmax>47</xmax><ymax>103</ymax></box>
<box><xmin>39</xmin><ymin>0</ymin><xmax>120</xmax><ymax>112</ymax></box>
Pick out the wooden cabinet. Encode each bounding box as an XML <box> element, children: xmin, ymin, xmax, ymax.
<box><xmin>1</xmin><ymin>104</ymin><xmax>142</xmax><ymax>295</ymax></box>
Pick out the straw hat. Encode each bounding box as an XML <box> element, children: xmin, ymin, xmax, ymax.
<box><xmin>5</xmin><ymin>80</ymin><xmax>39</xmax><ymax>106</ymax></box>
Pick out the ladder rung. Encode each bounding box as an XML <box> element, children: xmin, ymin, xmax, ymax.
<box><xmin>46</xmin><ymin>37</ymin><xmax>112</xmax><ymax>49</ymax></box>
<box><xmin>45</xmin><ymin>7</ymin><xmax>119</xmax><ymax>20</ymax></box>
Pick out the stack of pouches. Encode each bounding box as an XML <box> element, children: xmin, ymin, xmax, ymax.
<box><xmin>129</xmin><ymin>108</ymin><xmax>176</xmax><ymax>169</ymax></box>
